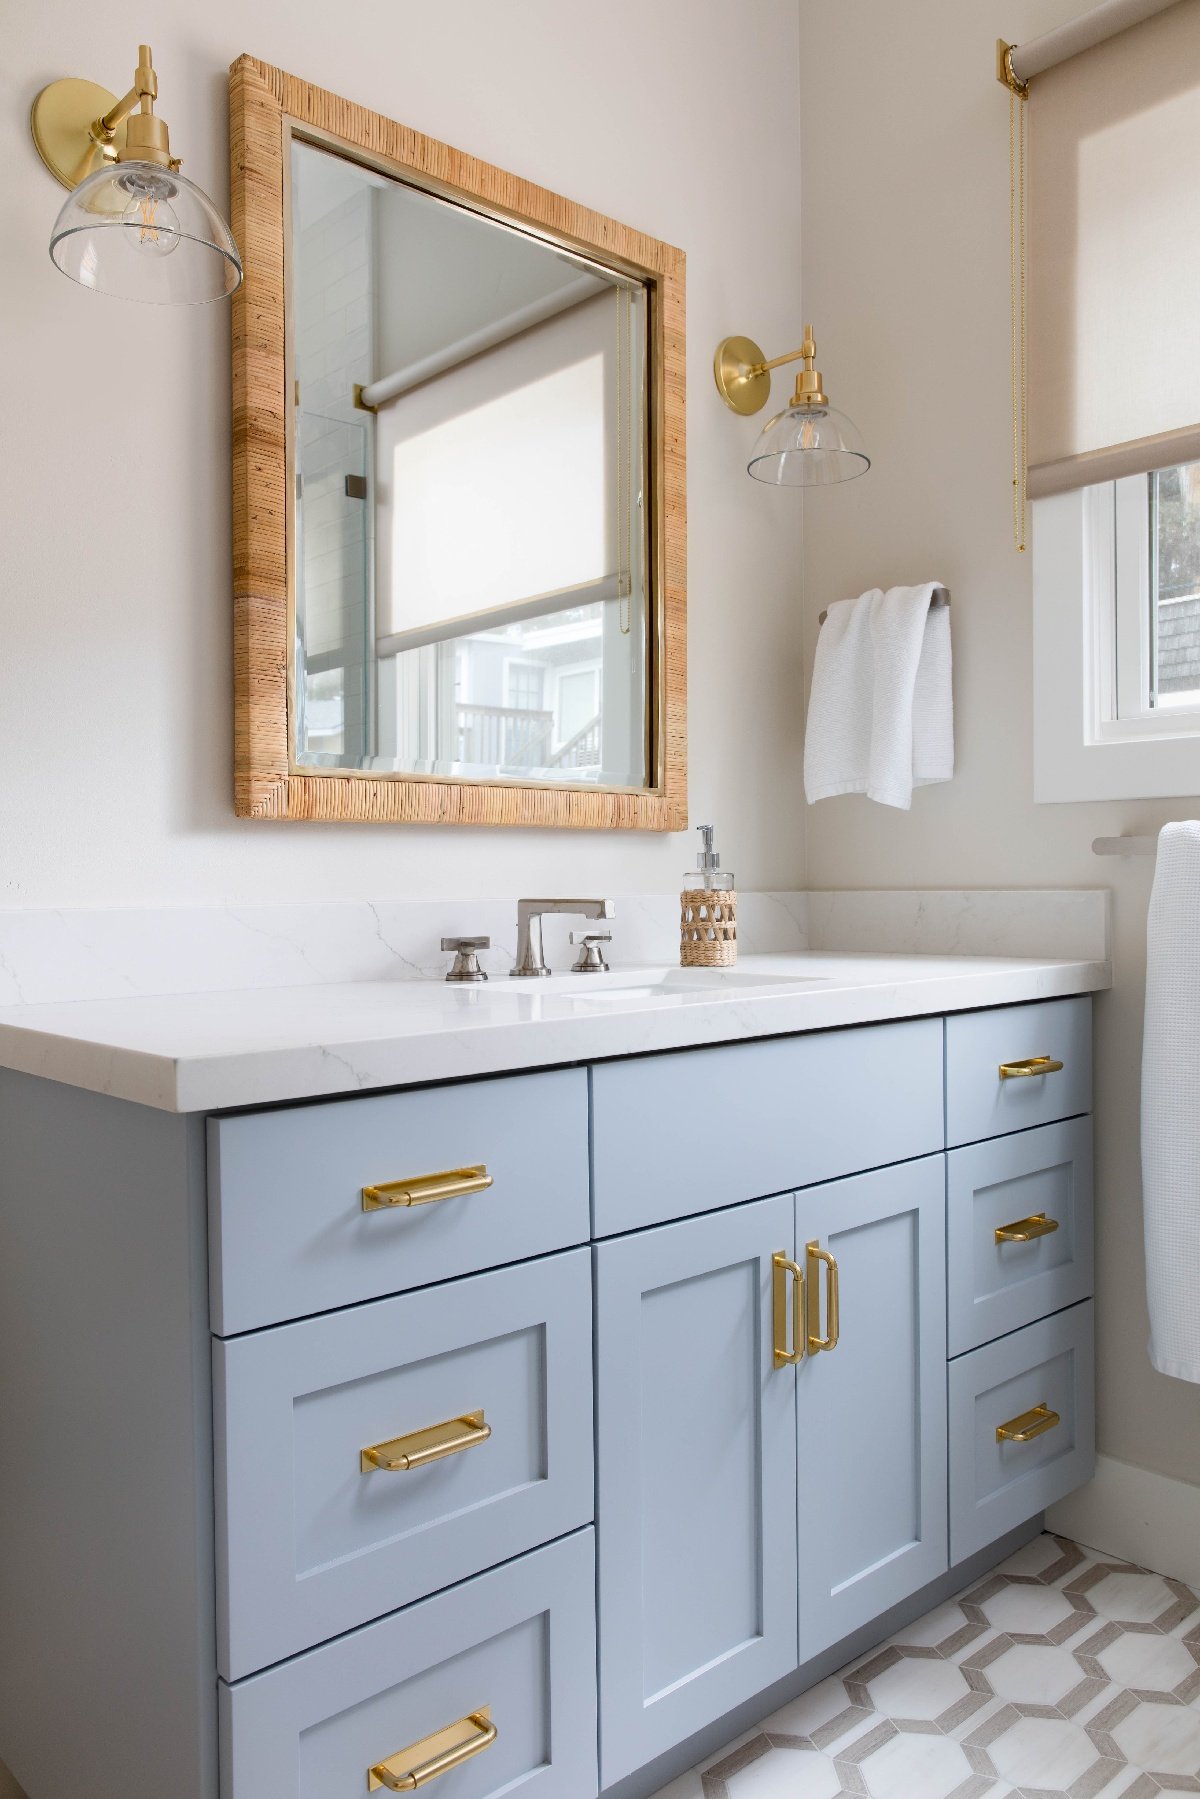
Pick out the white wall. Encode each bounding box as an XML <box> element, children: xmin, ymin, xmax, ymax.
<box><xmin>0</xmin><ymin>0</ymin><xmax>804</xmax><ymax>906</ymax></box>
<box><xmin>799</xmin><ymin>0</ymin><xmax>1200</xmax><ymax>1486</ymax></box>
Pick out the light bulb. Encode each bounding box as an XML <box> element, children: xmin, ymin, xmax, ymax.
<box><xmin>118</xmin><ymin>169</ymin><xmax>180</xmax><ymax>256</ymax></box>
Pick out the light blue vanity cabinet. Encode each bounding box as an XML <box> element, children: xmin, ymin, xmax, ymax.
<box><xmin>214</xmin><ymin>1247</ymin><xmax>595</xmax><ymax>1679</ymax></box>
<box><xmin>0</xmin><ymin>994</ymin><xmax>1096</xmax><ymax>1799</ymax></box>
<box><xmin>795</xmin><ymin>1156</ymin><xmax>948</xmax><ymax>1661</ymax></box>
<box><xmin>590</xmin><ymin>1017</ymin><xmax>944</xmax><ymax>1236</ymax></box>
<box><xmin>594</xmin><ymin>1197</ymin><xmax>800</xmax><ymax>1783</ymax></box>
<box><xmin>943</xmin><ymin>997</ymin><xmax>1096</xmax><ymax>1565</ymax></box>
<box><xmin>595</xmin><ymin>1159</ymin><xmax>949</xmax><ymax>1788</ymax></box>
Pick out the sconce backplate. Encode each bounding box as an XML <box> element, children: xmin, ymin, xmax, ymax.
<box><xmin>713</xmin><ymin>335</ymin><xmax>770</xmax><ymax>416</ymax></box>
<box><xmin>31</xmin><ymin>78</ymin><xmax>126</xmax><ymax>190</ymax></box>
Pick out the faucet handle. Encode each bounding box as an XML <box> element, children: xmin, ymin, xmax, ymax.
<box><xmin>441</xmin><ymin>937</ymin><xmax>490</xmax><ymax>983</ymax></box>
<box><xmin>570</xmin><ymin>931</ymin><xmax>612</xmax><ymax>973</ymax></box>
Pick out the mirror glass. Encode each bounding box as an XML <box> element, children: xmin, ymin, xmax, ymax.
<box><xmin>290</xmin><ymin>136</ymin><xmax>652</xmax><ymax>788</ymax></box>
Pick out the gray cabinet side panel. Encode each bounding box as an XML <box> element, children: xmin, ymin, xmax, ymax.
<box><xmin>0</xmin><ymin>1070</ymin><xmax>215</xmax><ymax>1799</ymax></box>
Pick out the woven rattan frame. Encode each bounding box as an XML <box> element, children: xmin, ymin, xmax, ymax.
<box><xmin>229</xmin><ymin>54</ymin><xmax>687</xmax><ymax>827</ymax></box>
<box><xmin>680</xmin><ymin>889</ymin><xmax>738</xmax><ymax>967</ymax></box>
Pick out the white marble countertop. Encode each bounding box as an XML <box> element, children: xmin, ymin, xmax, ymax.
<box><xmin>0</xmin><ymin>951</ymin><xmax>1110</xmax><ymax>1113</ymax></box>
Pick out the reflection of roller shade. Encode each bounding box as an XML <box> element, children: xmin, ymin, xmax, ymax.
<box><xmin>376</xmin><ymin>290</ymin><xmax>628</xmax><ymax>649</ymax></box>
<box><xmin>1029</xmin><ymin>0</ymin><xmax>1200</xmax><ymax>498</ymax></box>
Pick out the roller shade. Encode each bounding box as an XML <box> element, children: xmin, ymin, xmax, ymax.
<box><xmin>1028</xmin><ymin>0</ymin><xmax>1200</xmax><ymax>498</ymax></box>
<box><xmin>374</xmin><ymin>289</ymin><xmax>634</xmax><ymax>652</ymax></box>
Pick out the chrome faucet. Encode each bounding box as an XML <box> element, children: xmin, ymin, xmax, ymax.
<box><xmin>511</xmin><ymin>898</ymin><xmax>615</xmax><ymax>977</ymax></box>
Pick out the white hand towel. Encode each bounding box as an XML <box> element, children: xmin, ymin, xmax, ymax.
<box><xmin>804</xmin><ymin>583</ymin><xmax>954</xmax><ymax>810</ymax></box>
<box><xmin>1142</xmin><ymin>821</ymin><xmax>1200</xmax><ymax>1382</ymax></box>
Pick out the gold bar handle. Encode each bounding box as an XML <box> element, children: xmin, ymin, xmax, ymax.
<box><xmin>362</xmin><ymin>1164</ymin><xmax>492</xmax><ymax>1211</ymax></box>
<box><xmin>995</xmin><ymin>1212</ymin><xmax>1060</xmax><ymax>1244</ymax></box>
<box><xmin>806</xmin><ymin>1241</ymin><xmax>840</xmax><ymax>1353</ymax></box>
<box><xmin>772</xmin><ymin>1252</ymin><xmax>805</xmax><ymax>1367</ymax></box>
<box><xmin>368</xmin><ymin>1707</ymin><xmax>497</xmax><ymax>1790</ymax></box>
<box><xmin>998</xmin><ymin>1055</ymin><xmax>1064</xmax><ymax>1080</ymax></box>
<box><xmin>361</xmin><ymin>1410</ymin><xmax>491</xmax><ymax>1474</ymax></box>
<box><xmin>996</xmin><ymin>1402</ymin><xmax>1060</xmax><ymax>1444</ymax></box>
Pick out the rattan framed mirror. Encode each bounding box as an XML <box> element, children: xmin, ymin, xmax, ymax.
<box><xmin>229</xmin><ymin>55</ymin><xmax>686</xmax><ymax>827</ymax></box>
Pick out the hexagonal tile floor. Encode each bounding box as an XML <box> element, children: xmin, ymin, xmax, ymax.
<box><xmin>649</xmin><ymin>1535</ymin><xmax>1200</xmax><ymax>1799</ymax></box>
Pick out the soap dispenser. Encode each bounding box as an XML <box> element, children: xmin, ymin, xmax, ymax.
<box><xmin>680</xmin><ymin>823</ymin><xmax>737</xmax><ymax>967</ymax></box>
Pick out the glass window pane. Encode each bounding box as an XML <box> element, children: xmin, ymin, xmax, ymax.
<box><xmin>1151</xmin><ymin>460</ymin><xmax>1200</xmax><ymax>709</ymax></box>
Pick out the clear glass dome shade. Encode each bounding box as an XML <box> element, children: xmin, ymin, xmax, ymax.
<box><xmin>747</xmin><ymin>400</ymin><xmax>870</xmax><ymax>487</ymax></box>
<box><xmin>49</xmin><ymin>161</ymin><xmax>242</xmax><ymax>304</ymax></box>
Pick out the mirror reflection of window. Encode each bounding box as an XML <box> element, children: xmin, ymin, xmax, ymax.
<box><xmin>290</xmin><ymin>137</ymin><xmax>651</xmax><ymax>789</ymax></box>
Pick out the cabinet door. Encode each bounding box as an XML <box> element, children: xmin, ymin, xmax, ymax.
<box><xmin>595</xmin><ymin>1196</ymin><xmax>798</xmax><ymax>1788</ymax></box>
<box><xmin>796</xmin><ymin>1157</ymin><xmax>947</xmax><ymax>1662</ymax></box>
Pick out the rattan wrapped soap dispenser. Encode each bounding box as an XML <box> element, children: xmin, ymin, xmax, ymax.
<box><xmin>680</xmin><ymin>824</ymin><xmax>737</xmax><ymax>967</ymax></box>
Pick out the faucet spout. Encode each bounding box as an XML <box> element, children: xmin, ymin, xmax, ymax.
<box><xmin>511</xmin><ymin>898</ymin><xmax>615</xmax><ymax>978</ymax></box>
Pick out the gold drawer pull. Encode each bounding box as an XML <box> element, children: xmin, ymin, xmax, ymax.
<box><xmin>996</xmin><ymin>1402</ymin><xmax>1060</xmax><ymax>1444</ymax></box>
<box><xmin>995</xmin><ymin>1212</ymin><xmax>1060</xmax><ymax>1244</ymax></box>
<box><xmin>362</xmin><ymin>1164</ymin><xmax>492</xmax><ymax>1211</ymax></box>
<box><xmin>998</xmin><ymin>1055</ymin><xmax>1064</xmax><ymax>1080</ymax></box>
<box><xmin>772</xmin><ymin>1252</ymin><xmax>805</xmax><ymax>1367</ymax></box>
<box><xmin>361</xmin><ymin>1410</ymin><xmax>491</xmax><ymax>1474</ymax></box>
<box><xmin>368</xmin><ymin>1707</ymin><xmax>497</xmax><ymax>1790</ymax></box>
<box><xmin>806</xmin><ymin>1241</ymin><xmax>840</xmax><ymax>1353</ymax></box>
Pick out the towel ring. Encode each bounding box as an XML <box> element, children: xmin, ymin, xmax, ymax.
<box><xmin>818</xmin><ymin>585</ymin><xmax>951</xmax><ymax>627</ymax></box>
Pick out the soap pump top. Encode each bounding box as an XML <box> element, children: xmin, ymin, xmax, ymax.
<box><xmin>686</xmin><ymin>823</ymin><xmax>734</xmax><ymax>892</ymax></box>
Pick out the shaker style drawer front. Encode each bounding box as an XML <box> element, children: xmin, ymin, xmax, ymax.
<box><xmin>208</xmin><ymin>1069</ymin><xmax>589</xmax><ymax>1335</ymax></box>
<box><xmin>214</xmin><ymin>1249</ymin><xmax>593</xmax><ymax>1682</ymax></box>
<box><xmin>949</xmin><ymin>1300</ymin><xmax>1095</xmax><ymax>1563</ymax></box>
<box><xmin>947</xmin><ymin>1118</ymin><xmax>1094</xmax><ymax>1355</ymax></box>
<box><xmin>945</xmin><ymin>997</ymin><xmax>1091</xmax><ymax>1148</ymax></box>
<box><xmin>591</xmin><ymin>1017</ymin><xmax>944</xmax><ymax>1236</ymax></box>
<box><xmin>219</xmin><ymin>1528</ymin><xmax>598</xmax><ymax>1799</ymax></box>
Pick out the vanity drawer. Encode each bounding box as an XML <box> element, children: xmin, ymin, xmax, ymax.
<box><xmin>945</xmin><ymin>997</ymin><xmax>1091</xmax><ymax>1148</ymax></box>
<box><xmin>949</xmin><ymin>1300</ymin><xmax>1095</xmax><ymax>1563</ymax></box>
<box><xmin>947</xmin><ymin>1118</ymin><xmax>1094</xmax><ymax>1355</ymax></box>
<box><xmin>208</xmin><ymin>1069</ymin><xmax>589</xmax><ymax>1335</ymax></box>
<box><xmin>219</xmin><ymin>1527</ymin><xmax>597</xmax><ymax>1799</ymax></box>
<box><xmin>214</xmin><ymin>1248</ymin><xmax>593</xmax><ymax>1682</ymax></box>
<box><xmin>591</xmin><ymin>1018</ymin><xmax>943</xmax><ymax>1235</ymax></box>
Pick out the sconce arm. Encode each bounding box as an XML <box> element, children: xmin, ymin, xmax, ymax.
<box><xmin>92</xmin><ymin>47</ymin><xmax>159</xmax><ymax>147</ymax></box>
<box><xmin>756</xmin><ymin>345</ymin><xmax>810</xmax><ymax>376</ymax></box>
<box><xmin>713</xmin><ymin>324</ymin><xmax>825</xmax><ymax>415</ymax></box>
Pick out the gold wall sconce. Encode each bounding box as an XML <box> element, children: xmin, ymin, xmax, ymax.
<box><xmin>713</xmin><ymin>324</ymin><xmax>869</xmax><ymax>486</ymax></box>
<box><xmin>30</xmin><ymin>44</ymin><xmax>242</xmax><ymax>304</ymax></box>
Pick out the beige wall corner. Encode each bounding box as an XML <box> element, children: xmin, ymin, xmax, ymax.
<box><xmin>798</xmin><ymin>0</ymin><xmax>1200</xmax><ymax>1490</ymax></box>
<box><xmin>1047</xmin><ymin>1453</ymin><xmax>1200</xmax><ymax>1588</ymax></box>
<box><xmin>0</xmin><ymin>1759</ymin><xmax>27</xmax><ymax>1799</ymax></box>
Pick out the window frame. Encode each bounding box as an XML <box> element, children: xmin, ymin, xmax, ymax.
<box><xmin>1033</xmin><ymin>480</ymin><xmax>1200</xmax><ymax>801</ymax></box>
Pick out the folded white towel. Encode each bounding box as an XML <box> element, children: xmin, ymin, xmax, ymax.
<box><xmin>804</xmin><ymin>583</ymin><xmax>954</xmax><ymax>810</ymax></box>
<box><xmin>1142</xmin><ymin>821</ymin><xmax>1200</xmax><ymax>1383</ymax></box>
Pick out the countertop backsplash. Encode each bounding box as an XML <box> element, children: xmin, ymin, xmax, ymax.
<box><xmin>0</xmin><ymin>889</ymin><xmax>1108</xmax><ymax>1008</ymax></box>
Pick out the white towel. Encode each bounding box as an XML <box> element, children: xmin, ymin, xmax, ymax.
<box><xmin>803</xmin><ymin>583</ymin><xmax>954</xmax><ymax>810</ymax></box>
<box><xmin>1142</xmin><ymin>821</ymin><xmax>1200</xmax><ymax>1382</ymax></box>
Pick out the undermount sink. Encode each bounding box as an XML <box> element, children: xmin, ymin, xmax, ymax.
<box><xmin>529</xmin><ymin>965</ymin><xmax>829</xmax><ymax>1003</ymax></box>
